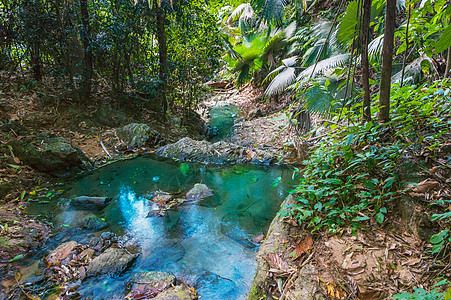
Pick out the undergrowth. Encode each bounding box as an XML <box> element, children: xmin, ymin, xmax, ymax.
<box><xmin>284</xmin><ymin>79</ymin><xmax>450</xmax><ymax>232</ymax></box>
<box><xmin>282</xmin><ymin>79</ymin><xmax>451</xmax><ymax>296</ymax></box>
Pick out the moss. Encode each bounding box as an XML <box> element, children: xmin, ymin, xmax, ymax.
<box><xmin>247</xmin><ymin>283</ymin><xmax>266</xmax><ymax>300</ymax></box>
<box><xmin>0</xmin><ymin>236</ymin><xmax>10</xmax><ymax>248</ymax></box>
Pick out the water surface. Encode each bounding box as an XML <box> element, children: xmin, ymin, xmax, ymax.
<box><xmin>27</xmin><ymin>155</ymin><xmax>293</xmax><ymax>299</ymax></box>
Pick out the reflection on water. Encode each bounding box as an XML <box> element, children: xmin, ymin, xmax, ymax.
<box><xmin>27</xmin><ymin>155</ymin><xmax>293</xmax><ymax>299</ymax></box>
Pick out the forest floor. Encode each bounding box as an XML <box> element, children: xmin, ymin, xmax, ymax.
<box><xmin>0</xmin><ymin>73</ymin><xmax>450</xmax><ymax>299</ymax></box>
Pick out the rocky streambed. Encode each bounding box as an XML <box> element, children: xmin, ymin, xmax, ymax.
<box><xmin>4</xmin><ymin>155</ymin><xmax>293</xmax><ymax>299</ymax></box>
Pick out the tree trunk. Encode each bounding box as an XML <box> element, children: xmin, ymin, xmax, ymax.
<box><xmin>156</xmin><ymin>7</ymin><xmax>168</xmax><ymax>114</ymax></box>
<box><xmin>378</xmin><ymin>0</ymin><xmax>396</xmax><ymax>123</ymax></box>
<box><xmin>361</xmin><ymin>0</ymin><xmax>371</xmax><ymax>122</ymax></box>
<box><xmin>80</xmin><ymin>0</ymin><xmax>93</xmax><ymax>100</ymax></box>
<box><xmin>445</xmin><ymin>47</ymin><xmax>451</xmax><ymax>78</ymax></box>
<box><xmin>30</xmin><ymin>43</ymin><xmax>42</xmax><ymax>81</ymax></box>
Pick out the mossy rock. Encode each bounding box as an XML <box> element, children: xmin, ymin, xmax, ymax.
<box><xmin>9</xmin><ymin>134</ymin><xmax>92</xmax><ymax>176</ymax></box>
<box><xmin>116</xmin><ymin>123</ymin><xmax>163</xmax><ymax>149</ymax></box>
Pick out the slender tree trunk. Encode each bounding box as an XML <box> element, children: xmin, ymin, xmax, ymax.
<box><xmin>361</xmin><ymin>0</ymin><xmax>371</xmax><ymax>122</ymax></box>
<box><xmin>80</xmin><ymin>0</ymin><xmax>93</xmax><ymax>100</ymax></box>
<box><xmin>156</xmin><ymin>7</ymin><xmax>168</xmax><ymax>114</ymax></box>
<box><xmin>378</xmin><ymin>0</ymin><xmax>396</xmax><ymax>123</ymax></box>
<box><xmin>30</xmin><ymin>43</ymin><xmax>42</xmax><ymax>81</ymax></box>
<box><xmin>400</xmin><ymin>8</ymin><xmax>411</xmax><ymax>86</ymax></box>
<box><xmin>445</xmin><ymin>47</ymin><xmax>451</xmax><ymax>78</ymax></box>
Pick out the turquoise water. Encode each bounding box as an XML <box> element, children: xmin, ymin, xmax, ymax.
<box><xmin>27</xmin><ymin>155</ymin><xmax>293</xmax><ymax>299</ymax></box>
<box><xmin>209</xmin><ymin>104</ymin><xmax>241</xmax><ymax>141</ymax></box>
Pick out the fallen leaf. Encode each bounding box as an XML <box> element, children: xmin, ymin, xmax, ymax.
<box><xmin>403</xmin><ymin>257</ymin><xmax>421</xmax><ymax>266</ymax></box>
<box><xmin>13</xmin><ymin>157</ymin><xmax>20</xmax><ymax>164</ymax></box>
<box><xmin>293</xmin><ymin>236</ymin><xmax>313</xmax><ymax>258</ymax></box>
<box><xmin>263</xmin><ymin>253</ymin><xmax>293</xmax><ymax>273</ymax></box>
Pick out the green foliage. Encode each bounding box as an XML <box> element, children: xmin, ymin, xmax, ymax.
<box><xmin>393</xmin><ymin>280</ymin><xmax>449</xmax><ymax>300</ymax></box>
<box><xmin>288</xmin><ymin>80</ymin><xmax>451</xmax><ymax>232</ymax></box>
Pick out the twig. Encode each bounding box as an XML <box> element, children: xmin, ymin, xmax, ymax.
<box><xmin>14</xmin><ymin>273</ymin><xmax>34</xmax><ymax>300</ymax></box>
<box><xmin>100</xmin><ymin>140</ymin><xmax>112</xmax><ymax>158</ymax></box>
<box><xmin>280</xmin><ymin>271</ymin><xmax>297</xmax><ymax>300</ymax></box>
<box><xmin>300</xmin><ymin>250</ymin><xmax>315</xmax><ymax>268</ymax></box>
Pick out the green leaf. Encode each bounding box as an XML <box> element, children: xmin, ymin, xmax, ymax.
<box><xmin>431</xmin><ymin>242</ymin><xmax>444</xmax><ymax>254</ymax></box>
<box><xmin>445</xmin><ymin>287</ymin><xmax>451</xmax><ymax>300</ymax></box>
<box><xmin>8</xmin><ymin>254</ymin><xmax>24</xmax><ymax>262</ymax></box>
<box><xmin>375</xmin><ymin>211</ymin><xmax>384</xmax><ymax>223</ymax></box>
<box><xmin>353</xmin><ymin>215</ymin><xmax>370</xmax><ymax>222</ymax></box>
<box><xmin>430</xmin><ymin>229</ymin><xmax>449</xmax><ymax>244</ymax></box>
<box><xmin>435</xmin><ymin>24</ymin><xmax>451</xmax><ymax>54</ymax></box>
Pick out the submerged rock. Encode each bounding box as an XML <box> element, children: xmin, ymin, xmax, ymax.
<box><xmin>81</xmin><ymin>215</ymin><xmax>108</xmax><ymax>230</ymax></box>
<box><xmin>45</xmin><ymin>241</ymin><xmax>80</xmax><ymax>267</ymax></box>
<box><xmin>100</xmin><ymin>232</ymin><xmax>117</xmax><ymax>241</ymax></box>
<box><xmin>151</xmin><ymin>191</ymin><xmax>174</xmax><ymax>204</ymax></box>
<box><xmin>156</xmin><ymin>137</ymin><xmax>280</xmax><ymax>165</ymax></box>
<box><xmin>71</xmin><ymin>196</ymin><xmax>111</xmax><ymax>209</ymax></box>
<box><xmin>127</xmin><ymin>271</ymin><xmax>176</xmax><ymax>297</ymax></box>
<box><xmin>86</xmin><ymin>248</ymin><xmax>139</xmax><ymax>277</ymax></box>
<box><xmin>9</xmin><ymin>134</ymin><xmax>92</xmax><ymax>176</ymax></box>
<box><xmin>116</xmin><ymin>123</ymin><xmax>163</xmax><ymax>149</ymax></box>
<box><xmin>186</xmin><ymin>184</ymin><xmax>213</xmax><ymax>201</ymax></box>
<box><xmin>153</xmin><ymin>285</ymin><xmax>198</xmax><ymax>300</ymax></box>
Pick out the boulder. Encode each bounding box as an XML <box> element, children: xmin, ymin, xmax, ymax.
<box><xmin>156</xmin><ymin>137</ymin><xmax>280</xmax><ymax>165</ymax></box>
<box><xmin>71</xmin><ymin>196</ymin><xmax>111</xmax><ymax>209</ymax></box>
<box><xmin>86</xmin><ymin>248</ymin><xmax>139</xmax><ymax>277</ymax></box>
<box><xmin>81</xmin><ymin>215</ymin><xmax>108</xmax><ymax>230</ymax></box>
<box><xmin>127</xmin><ymin>271</ymin><xmax>176</xmax><ymax>296</ymax></box>
<box><xmin>45</xmin><ymin>241</ymin><xmax>80</xmax><ymax>267</ymax></box>
<box><xmin>9</xmin><ymin>134</ymin><xmax>92</xmax><ymax>176</ymax></box>
<box><xmin>116</xmin><ymin>123</ymin><xmax>162</xmax><ymax>149</ymax></box>
<box><xmin>153</xmin><ymin>285</ymin><xmax>198</xmax><ymax>300</ymax></box>
<box><xmin>186</xmin><ymin>184</ymin><xmax>213</xmax><ymax>201</ymax></box>
<box><xmin>247</xmin><ymin>195</ymin><xmax>323</xmax><ymax>300</ymax></box>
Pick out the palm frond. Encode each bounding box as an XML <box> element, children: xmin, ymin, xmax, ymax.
<box><xmin>263</xmin><ymin>56</ymin><xmax>297</xmax><ymax>83</ymax></box>
<box><xmin>261</xmin><ymin>0</ymin><xmax>288</xmax><ymax>25</ymax></box>
<box><xmin>264</xmin><ymin>66</ymin><xmax>296</xmax><ymax>97</ymax></box>
<box><xmin>336</xmin><ymin>0</ymin><xmax>359</xmax><ymax>49</ymax></box>
<box><xmin>284</xmin><ymin>21</ymin><xmax>297</xmax><ymax>39</ymax></box>
<box><xmin>303</xmin><ymin>84</ymin><xmax>335</xmax><ymax>117</ymax></box>
<box><xmin>237</xmin><ymin>64</ymin><xmax>250</xmax><ymax>87</ymax></box>
<box><xmin>392</xmin><ymin>54</ymin><xmax>439</xmax><ymax>84</ymax></box>
<box><xmin>312</xmin><ymin>20</ymin><xmax>333</xmax><ymax>39</ymax></box>
<box><xmin>227</xmin><ymin>3</ymin><xmax>254</xmax><ymax>26</ymax></box>
<box><xmin>368</xmin><ymin>35</ymin><xmax>383</xmax><ymax>61</ymax></box>
<box><xmin>297</xmin><ymin>53</ymin><xmax>350</xmax><ymax>82</ymax></box>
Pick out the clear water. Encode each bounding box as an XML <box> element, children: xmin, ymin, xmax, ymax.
<box><xmin>209</xmin><ymin>104</ymin><xmax>241</xmax><ymax>141</ymax></box>
<box><xmin>26</xmin><ymin>155</ymin><xmax>293</xmax><ymax>299</ymax></box>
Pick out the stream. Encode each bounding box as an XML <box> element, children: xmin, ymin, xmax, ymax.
<box><xmin>24</xmin><ymin>154</ymin><xmax>293</xmax><ymax>299</ymax></box>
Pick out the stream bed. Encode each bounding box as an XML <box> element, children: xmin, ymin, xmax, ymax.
<box><xmin>25</xmin><ymin>155</ymin><xmax>293</xmax><ymax>299</ymax></box>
